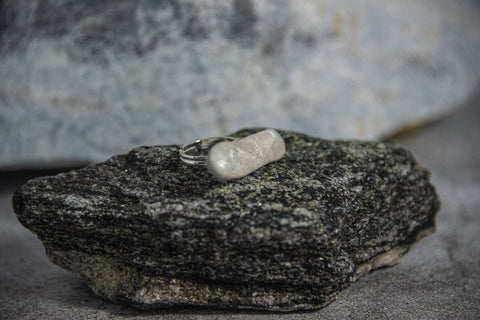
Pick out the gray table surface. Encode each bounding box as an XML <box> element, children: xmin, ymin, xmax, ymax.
<box><xmin>1</xmin><ymin>92</ymin><xmax>479</xmax><ymax>319</ymax></box>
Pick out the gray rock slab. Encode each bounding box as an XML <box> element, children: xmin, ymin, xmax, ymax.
<box><xmin>1</xmin><ymin>88</ymin><xmax>479</xmax><ymax>319</ymax></box>
<box><xmin>1</xmin><ymin>0</ymin><xmax>480</xmax><ymax>167</ymax></box>
<box><xmin>12</xmin><ymin>128</ymin><xmax>439</xmax><ymax>311</ymax></box>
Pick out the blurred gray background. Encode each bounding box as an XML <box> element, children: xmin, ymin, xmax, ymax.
<box><xmin>1</xmin><ymin>0</ymin><xmax>479</xmax><ymax>167</ymax></box>
<box><xmin>1</xmin><ymin>1</ymin><xmax>479</xmax><ymax>319</ymax></box>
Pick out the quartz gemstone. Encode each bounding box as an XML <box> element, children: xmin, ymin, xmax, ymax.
<box><xmin>207</xmin><ymin>129</ymin><xmax>286</xmax><ymax>181</ymax></box>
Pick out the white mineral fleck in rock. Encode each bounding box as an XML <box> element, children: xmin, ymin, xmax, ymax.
<box><xmin>207</xmin><ymin>129</ymin><xmax>285</xmax><ymax>181</ymax></box>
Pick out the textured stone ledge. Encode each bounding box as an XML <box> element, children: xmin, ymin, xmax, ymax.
<box><xmin>13</xmin><ymin>128</ymin><xmax>440</xmax><ymax>311</ymax></box>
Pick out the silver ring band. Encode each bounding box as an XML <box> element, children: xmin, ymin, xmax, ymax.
<box><xmin>179</xmin><ymin>137</ymin><xmax>237</xmax><ymax>165</ymax></box>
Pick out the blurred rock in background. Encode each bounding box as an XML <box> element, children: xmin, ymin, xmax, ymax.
<box><xmin>1</xmin><ymin>0</ymin><xmax>479</xmax><ymax>168</ymax></box>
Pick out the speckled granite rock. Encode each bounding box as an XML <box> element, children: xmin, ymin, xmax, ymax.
<box><xmin>1</xmin><ymin>0</ymin><xmax>480</xmax><ymax>167</ymax></box>
<box><xmin>12</xmin><ymin>128</ymin><xmax>440</xmax><ymax>311</ymax></box>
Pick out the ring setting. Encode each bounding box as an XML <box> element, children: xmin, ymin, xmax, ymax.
<box><xmin>180</xmin><ymin>129</ymin><xmax>286</xmax><ymax>181</ymax></box>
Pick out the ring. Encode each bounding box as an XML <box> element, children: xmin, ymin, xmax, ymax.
<box><xmin>179</xmin><ymin>137</ymin><xmax>237</xmax><ymax>165</ymax></box>
<box><xmin>179</xmin><ymin>129</ymin><xmax>286</xmax><ymax>181</ymax></box>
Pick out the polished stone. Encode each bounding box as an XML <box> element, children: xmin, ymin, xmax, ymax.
<box><xmin>207</xmin><ymin>129</ymin><xmax>285</xmax><ymax>181</ymax></box>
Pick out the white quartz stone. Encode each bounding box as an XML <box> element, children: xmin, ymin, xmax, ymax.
<box><xmin>207</xmin><ymin>129</ymin><xmax>286</xmax><ymax>181</ymax></box>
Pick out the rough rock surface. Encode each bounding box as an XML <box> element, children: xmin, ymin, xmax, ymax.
<box><xmin>1</xmin><ymin>0</ymin><xmax>480</xmax><ymax>167</ymax></box>
<box><xmin>12</xmin><ymin>128</ymin><xmax>440</xmax><ymax>311</ymax></box>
